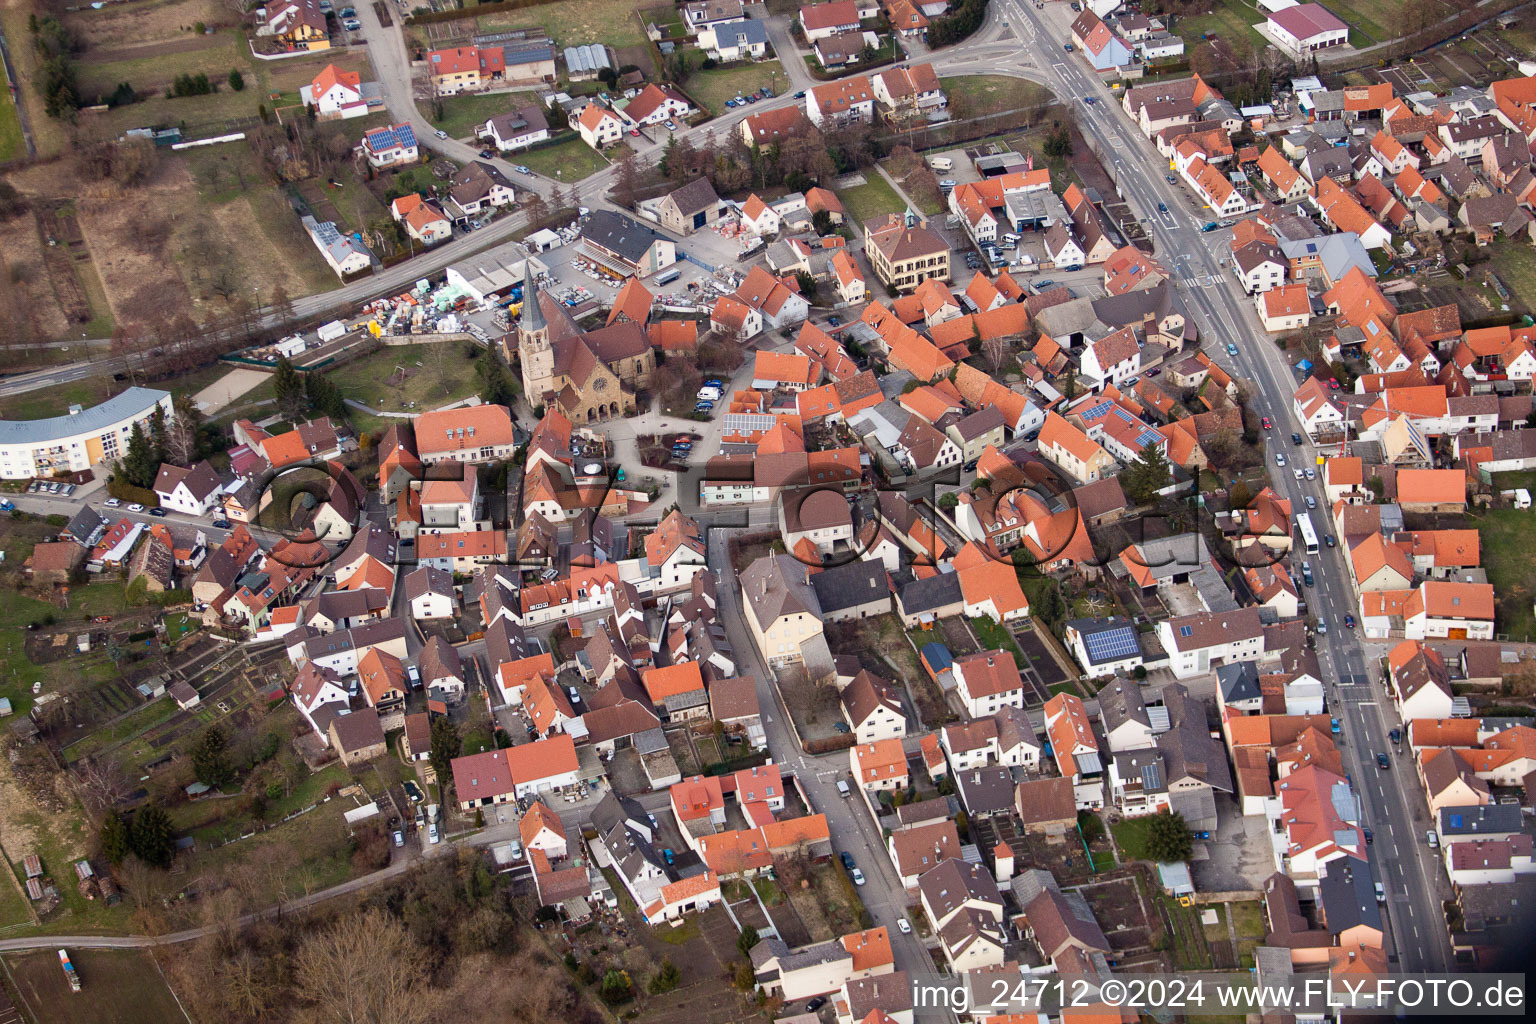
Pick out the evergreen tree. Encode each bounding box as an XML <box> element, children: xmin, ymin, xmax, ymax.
<box><xmin>273</xmin><ymin>356</ymin><xmax>309</xmax><ymax>421</ymax></box>
<box><xmin>1122</xmin><ymin>443</ymin><xmax>1172</xmax><ymax>505</ymax></box>
<box><xmin>147</xmin><ymin>405</ymin><xmax>167</xmax><ymax>467</ymax></box>
<box><xmin>129</xmin><ymin>803</ymin><xmax>176</xmax><ymax>868</ymax></box>
<box><xmin>99</xmin><ymin>811</ymin><xmax>129</xmax><ymax>865</ymax></box>
<box><xmin>118</xmin><ymin>421</ymin><xmax>157</xmax><ymax>489</ymax></box>
<box><xmin>476</xmin><ymin>350</ymin><xmax>515</xmax><ymax>407</ymax></box>
<box><xmin>228</xmin><ymin>68</ymin><xmax>245</xmax><ymax>92</ymax></box>
<box><xmin>1144</xmin><ymin>810</ymin><xmax>1193</xmax><ymax>863</ymax></box>
<box><xmin>190</xmin><ymin>724</ymin><xmax>234</xmax><ymax>788</ymax></box>
<box><xmin>428</xmin><ymin>716</ymin><xmax>461</xmax><ymax>802</ymax></box>
<box><xmin>736</xmin><ymin>925</ymin><xmax>759</xmax><ymax>958</ymax></box>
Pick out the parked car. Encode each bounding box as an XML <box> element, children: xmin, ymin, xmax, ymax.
<box><xmin>478</xmin><ymin>149</ymin><xmax>495</xmax><ymax>159</ymax></box>
<box><xmin>92</xmin><ymin>615</ymin><xmax>112</xmax><ymax>624</ymax></box>
<box><xmin>1375</xmin><ymin>881</ymin><xmax>1385</xmax><ymax>903</ymax></box>
<box><xmin>1315</xmin><ymin>618</ymin><xmax>1327</xmax><ymax>634</ymax></box>
<box><xmin>629</xmin><ymin>128</ymin><xmax>640</xmax><ymax>136</ymax></box>
<box><xmin>127</xmin><ymin>503</ymin><xmax>145</xmax><ymax>512</ymax></box>
<box><xmin>1426</xmin><ymin>831</ymin><xmax>1438</xmax><ymax>849</ymax></box>
<box><xmin>1345</xmin><ymin>614</ymin><xmax>1356</xmax><ymax>629</ymax></box>
<box><xmin>794</xmin><ymin>90</ymin><xmax>806</xmax><ymax>98</ymax></box>
<box><xmin>211</xmin><ymin>518</ymin><xmax>232</xmax><ymax>529</ymax></box>
<box><xmin>343</xmin><ymin>17</ymin><xmax>360</xmax><ymax>29</ymax></box>
<box><xmin>665</xmin><ymin>120</ymin><xmax>677</xmax><ymax>131</ymax></box>
<box><xmin>1145</xmin><ymin>367</ymin><xmax>1161</xmax><ymax>377</ymax></box>
<box><xmin>105</xmin><ymin>498</ymin><xmax>121</xmax><ymax>507</ymax></box>
<box><xmin>897</xmin><ymin>919</ymin><xmax>912</xmax><ymax>934</ymax></box>
<box><xmin>149</xmin><ymin>507</ymin><xmax>167</xmax><ymax>517</ymax></box>
<box><xmin>806</xmin><ymin>997</ymin><xmax>827</xmax><ymax>1013</ymax></box>
<box><xmin>1291</xmin><ymin>432</ymin><xmax>1303</xmax><ymax>445</ymax></box>
<box><xmin>393</xmin><ymin>830</ymin><xmax>405</xmax><ymax>847</ymax></box>
<box><xmin>850</xmin><ymin>868</ymin><xmax>866</xmax><ymax>886</ymax></box>
<box><xmin>428</xmin><ymin>823</ymin><xmax>440</xmax><ymax>844</ymax></box>
<box><xmin>840</xmin><ymin>852</ymin><xmax>855</xmax><ymax>870</ymax></box>
<box><xmin>1165</xmin><ymin>174</ymin><xmax>1176</xmax><ymax>183</ymax></box>
<box><xmin>514</xmin><ymin>165</ymin><xmax>533</xmax><ymax>175</ymax></box>
<box><xmin>1363</xmin><ymin>827</ymin><xmax>1373</xmax><ymax>844</ymax></box>
<box><xmin>434</xmin><ymin>129</ymin><xmax>448</xmax><ymax>140</ymax></box>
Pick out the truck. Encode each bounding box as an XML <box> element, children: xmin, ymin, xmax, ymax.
<box><xmin>58</xmin><ymin>949</ymin><xmax>82</xmax><ymax>992</ymax></box>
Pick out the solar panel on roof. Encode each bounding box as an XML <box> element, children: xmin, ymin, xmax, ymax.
<box><xmin>1083</xmin><ymin>626</ymin><xmax>1139</xmax><ymax>663</ymax></box>
<box><xmin>1140</xmin><ymin>764</ymin><xmax>1162</xmax><ymax>791</ymax></box>
<box><xmin>1179</xmin><ymin>625</ymin><xmax>1193</xmax><ymax>637</ymax></box>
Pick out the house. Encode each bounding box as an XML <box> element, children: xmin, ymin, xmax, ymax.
<box><xmin>1257</xmin><ymin>283</ymin><xmax>1311</xmax><ymax>333</ymax></box>
<box><xmin>682</xmin><ymin>0</ymin><xmax>745</xmax><ymax>33</ymax></box>
<box><xmin>1258</xmin><ymin>146</ymin><xmax>1309</xmax><ymax>203</ymax></box>
<box><xmin>1037</xmin><ymin>412</ymin><xmax>1114</xmax><ymax>484</ymax></box>
<box><xmin>290</xmin><ymin>662</ymin><xmax>350</xmax><ymax>738</ymax></box>
<box><xmin>1404</xmin><ymin>581</ymin><xmax>1495</xmax><ymax>641</ymax></box>
<box><xmin>360</xmin><ymin>123</ymin><xmax>418</xmax><ymax>168</ymax></box>
<box><xmin>576</xmin><ymin>103</ymin><xmax>625</xmax><ymax>149</ymax></box>
<box><xmin>888</xmin><ymin>820</ymin><xmax>961</xmax><ymax>888</ymax></box>
<box><xmin>1157</xmin><ymin>607</ymin><xmax>1265</xmax><ymax>680</ymax></box>
<box><xmin>740</xmin><ymin>106</ymin><xmax>813</xmax><ymax>147</ymax></box>
<box><xmin>863</xmin><ymin>214</ymin><xmax>949</xmax><ymax>293</ymax></box>
<box><xmin>391</xmin><ymin>193</ymin><xmax>453</xmax><ymax>246</ymax></box>
<box><xmin>711</xmin><ymin>677</ymin><xmax>765</xmax><ymax>750</ymax></box>
<box><xmin>521</xmin><ymin>800</ymin><xmax>569</xmax><ymax>859</ymax></box>
<box><xmin>418</xmin><ymin>635</ymin><xmax>466</xmax><ymax>701</ymax></box>
<box><xmin>1020</xmin><ymin>884</ymin><xmax>1111</xmax><ymax>962</ymax></box>
<box><xmin>578</xmin><ymin>209</ymin><xmax>678</xmax><ymax>279</ymax></box>
<box><xmin>656</xmin><ymin>178</ymin><xmax>724</xmax><ymax>236</ymax></box>
<box><xmin>403</xmin><ymin>566</ymin><xmax>456</xmax><ymax>620</ymax></box>
<box><xmin>1045</xmin><ymin>692</ymin><xmax>1105</xmax><ymax>809</ymax></box>
<box><xmin>698</xmin><ymin>18</ymin><xmax>769</xmax><ymax>61</ymax></box>
<box><xmin>919</xmin><ymin>860</ymin><xmax>1006</xmax><ymax>971</ymax></box>
<box><xmin>815</xmin><ymin>31</ymin><xmax>875</xmax><ymax>69</ymax></box>
<box><xmin>952</xmin><ymin>650</ymin><xmax>1025</xmax><ymax>718</ymax></box>
<box><xmin>870</xmin><ymin>63</ymin><xmax>945</xmax><ymax>119</ymax></box>
<box><xmin>23</xmin><ymin>541</ymin><xmax>83</xmax><ymax>584</ymax></box>
<box><xmin>740</xmin><ymin>554</ymin><xmax>828</xmax><ymax>671</ymax></box>
<box><xmin>1265</xmin><ymin>3</ymin><xmax>1348</xmax><ymax>59</ymax></box>
<box><xmin>259</xmin><ymin>0</ymin><xmax>329</xmax><ymax>48</ymax></box>
<box><xmin>479</xmin><ymin>105</ymin><xmax>550</xmax><ymax>151</ymax></box>
<box><xmin>153</xmin><ymin>460</ymin><xmax>222</xmax><ymax>516</ymax></box>
<box><xmin>451</xmin><ymin>735</ymin><xmax>581</xmax><ymax>810</ymax></box>
<box><xmin>303</xmin><ymin>216</ymin><xmax>372</xmax><ymax>279</ymax></box>
<box><xmin>328</xmin><ymin>708</ymin><xmax>387</xmax><ymax>765</ymax></box>
<box><xmin>832</xmin><ymin>250</ymin><xmax>866</xmax><ymax>304</ymax></box>
<box><xmin>800</xmin><ymin>0</ymin><xmax>861</xmax><ymax>41</ymax></box>
<box><xmin>446</xmin><ymin>162</ymin><xmax>516</xmax><ymax>220</ymax></box>
<box><xmin>1064</xmin><ymin>617</ymin><xmax>1144</xmax><ymax>678</ymax></box>
<box><xmin>1070</xmin><ymin>9</ymin><xmax>1132</xmax><ymax>71</ymax></box>
<box><xmin>1387</xmin><ymin>640</ymin><xmax>1455</xmax><ymax>721</ymax></box>
<box><xmin>807</xmin><ymin>76</ymin><xmax>876</xmax><ymax>127</ymax></box>
<box><xmin>1015</xmin><ymin>777</ymin><xmax>1078</xmax><ymax>837</ymax></box>
<box><xmin>304</xmin><ymin>63</ymin><xmax>367</xmax><ymax>119</ymax></box>
<box><xmin>851</xmin><ymin>738</ymin><xmax>909</xmax><ymax>791</ymax></box>
<box><xmin>415</xmin><ymin>405</ymin><xmax>517</xmax><ymax>464</ymax></box>
<box><xmin>623</xmin><ymin>84</ymin><xmax>694</xmax><ymax>126</ymax></box>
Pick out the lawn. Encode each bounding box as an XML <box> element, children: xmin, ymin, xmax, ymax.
<box><xmin>0</xmin><ymin>867</ymin><xmax>31</xmax><ymax>930</ymax></box>
<box><xmin>1171</xmin><ymin>0</ymin><xmax>1268</xmax><ymax>52</ymax></box>
<box><xmin>429</xmin><ymin>91</ymin><xmax>538</xmax><ymax>141</ymax></box>
<box><xmin>1480</xmin><ymin>239</ymin><xmax>1536</xmax><ymax>314</ymax></box>
<box><xmin>0</xmin><ymin>587</ymin><xmax>131</xmax><ymax>719</ymax></box>
<box><xmin>0</xmin><ymin>377</ymin><xmax>122</xmax><ymax>422</ymax></box>
<box><xmin>479</xmin><ymin>0</ymin><xmax>649</xmax><ymax>48</ymax></box>
<box><xmin>1471</xmin><ymin>506</ymin><xmax>1536</xmax><ymax>641</ymax></box>
<box><xmin>1109</xmin><ymin>817</ymin><xmax>1155</xmax><ymax>861</ymax></box>
<box><xmin>686</xmin><ymin>61</ymin><xmax>787</xmax><ymax>116</ymax></box>
<box><xmin>4</xmin><ymin>948</ymin><xmax>187</xmax><ymax>1024</ymax></box>
<box><xmin>838</xmin><ymin>174</ymin><xmax>908</xmax><ymax>227</ymax></box>
<box><xmin>0</xmin><ymin>7</ymin><xmax>66</xmax><ymax>157</ymax></box>
<box><xmin>970</xmin><ymin>616</ymin><xmax>1026</xmax><ymax>669</ymax></box>
<box><xmin>518</xmin><ymin>136</ymin><xmax>611</xmax><ymax>181</ymax></box>
<box><xmin>0</xmin><ymin>87</ymin><xmax>23</xmax><ymax>162</ymax></box>
<box><xmin>325</xmin><ymin>341</ymin><xmax>484</xmax><ymax>419</ymax></box>
<box><xmin>943</xmin><ymin>74</ymin><xmax>1051</xmax><ymax>118</ymax></box>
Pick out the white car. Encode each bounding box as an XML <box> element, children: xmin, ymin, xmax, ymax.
<box><xmin>1274</xmin><ymin>453</ymin><xmax>1286</xmax><ymax>467</ymax></box>
<box><xmin>850</xmin><ymin>867</ymin><xmax>865</xmax><ymax>886</ymax></box>
<box><xmin>104</xmin><ymin>498</ymin><xmax>121</xmax><ymax>507</ymax></box>
<box><xmin>897</xmin><ymin>918</ymin><xmax>912</xmax><ymax>934</ymax></box>
<box><xmin>1293</xmin><ymin>468</ymin><xmax>1304</xmax><ymax>480</ymax></box>
<box><xmin>127</xmin><ymin>503</ymin><xmax>145</xmax><ymax>512</ymax></box>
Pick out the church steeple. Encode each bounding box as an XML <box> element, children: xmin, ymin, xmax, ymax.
<box><xmin>519</xmin><ymin>260</ymin><xmax>546</xmax><ymax>338</ymax></box>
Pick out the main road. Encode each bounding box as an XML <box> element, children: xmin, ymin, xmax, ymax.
<box><xmin>961</xmin><ymin>0</ymin><xmax>1452</xmax><ymax>972</ymax></box>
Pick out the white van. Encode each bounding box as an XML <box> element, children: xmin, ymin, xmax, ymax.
<box><xmin>837</xmin><ymin>779</ymin><xmax>852</xmax><ymax>797</ymax></box>
<box><xmin>929</xmin><ymin>157</ymin><xmax>954</xmax><ymax>172</ymax></box>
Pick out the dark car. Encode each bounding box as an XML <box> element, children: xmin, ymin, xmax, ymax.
<box><xmin>1156</xmin><ymin>201</ymin><xmax>1167</xmax><ymax>213</ymax></box>
<box><xmin>1344</xmin><ymin>613</ymin><xmax>1356</xmax><ymax>629</ymax></box>
<box><xmin>1291</xmin><ymin>432</ymin><xmax>1303</xmax><ymax>446</ymax></box>
<box><xmin>807</xmin><ymin>997</ymin><xmax>828</xmax><ymax>1013</ymax></box>
<box><xmin>840</xmin><ymin>851</ymin><xmax>855</xmax><ymax>870</ymax></box>
<box><xmin>148</xmin><ymin>507</ymin><xmax>168</xmax><ymax>517</ymax></box>
<box><xmin>212</xmin><ymin>518</ymin><xmax>233</xmax><ymax>529</ymax></box>
<box><xmin>1324</xmin><ymin>534</ymin><xmax>1336</xmax><ymax>548</ymax></box>
<box><xmin>1363</xmin><ymin>827</ymin><xmax>1373</xmax><ymax>844</ymax></box>
<box><xmin>479</xmin><ymin>149</ymin><xmax>495</xmax><ymax>159</ymax></box>
<box><xmin>1376</xmin><ymin>752</ymin><xmax>1390</xmax><ymax>769</ymax></box>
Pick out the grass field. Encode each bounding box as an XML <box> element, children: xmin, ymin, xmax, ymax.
<box><xmin>943</xmin><ymin>74</ymin><xmax>1050</xmax><ymax>118</ymax></box>
<box><xmin>430</xmin><ymin>91</ymin><xmax>537</xmax><ymax>140</ymax></box>
<box><xmin>0</xmin><ymin>87</ymin><xmax>23</xmax><ymax>161</ymax></box>
<box><xmin>518</xmin><ymin>136</ymin><xmax>610</xmax><ymax>180</ymax></box>
<box><xmin>1172</xmin><ymin>0</ymin><xmax>1268</xmax><ymax>51</ymax></box>
<box><xmin>838</xmin><ymin>174</ymin><xmax>908</xmax><ymax>227</ymax></box>
<box><xmin>1473</xmin><ymin>506</ymin><xmax>1536</xmax><ymax>640</ymax></box>
<box><xmin>479</xmin><ymin>0</ymin><xmax>648</xmax><ymax>48</ymax></box>
<box><xmin>686</xmin><ymin>62</ymin><xmax>786</xmax><ymax>116</ymax></box>
<box><xmin>323</xmin><ymin>342</ymin><xmax>484</xmax><ymax>434</ymax></box>
<box><xmin>0</xmin><ymin>865</ymin><xmax>32</xmax><ymax>930</ymax></box>
<box><xmin>4</xmin><ymin>948</ymin><xmax>187</xmax><ymax>1023</ymax></box>
<box><xmin>1109</xmin><ymin>817</ymin><xmax>1155</xmax><ymax>861</ymax></box>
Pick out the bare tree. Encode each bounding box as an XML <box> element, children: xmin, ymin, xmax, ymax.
<box><xmin>294</xmin><ymin>908</ymin><xmax>439</xmax><ymax>1024</ymax></box>
<box><xmin>982</xmin><ymin>335</ymin><xmax>1009</xmax><ymax>374</ymax></box>
<box><xmin>74</xmin><ymin>756</ymin><xmax>132</xmax><ymax>818</ymax></box>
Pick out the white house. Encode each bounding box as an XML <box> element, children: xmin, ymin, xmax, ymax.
<box><xmin>576</xmin><ymin>103</ymin><xmax>625</xmax><ymax>149</ymax></box>
<box><xmin>479</xmin><ymin>106</ymin><xmax>550</xmax><ymax>151</ymax></box>
<box><xmin>739</xmin><ymin>195</ymin><xmax>782</xmax><ymax>237</ymax></box>
<box><xmin>153</xmin><ymin>461</ymin><xmax>223</xmax><ymax>516</ymax></box>
<box><xmin>953</xmin><ymin>651</ymin><xmax>1025</xmax><ymax>718</ymax></box>
<box><xmin>302</xmin><ymin>216</ymin><xmax>372</xmax><ymax>279</ymax></box>
<box><xmin>1157</xmin><ymin>607</ymin><xmax>1265</xmax><ymax>680</ymax></box>
<box><xmin>1257</xmin><ymin>283</ymin><xmax>1312</xmax><ymax>333</ymax></box>
<box><xmin>698</xmin><ymin>18</ymin><xmax>769</xmax><ymax>61</ymax></box>
<box><xmin>622</xmin><ymin>84</ymin><xmax>694</xmax><ymax>127</ymax></box>
<box><xmin>391</xmin><ymin>194</ymin><xmax>453</xmax><ymax>246</ymax></box>
<box><xmin>806</xmin><ymin>76</ymin><xmax>875</xmax><ymax>127</ymax></box>
<box><xmin>360</xmin><ymin>123</ymin><xmax>419</xmax><ymax>168</ymax></box>
<box><xmin>800</xmin><ymin>0</ymin><xmax>861</xmax><ymax>41</ymax></box>
<box><xmin>1079</xmin><ymin>327</ymin><xmax>1141</xmax><ymax>390</ymax></box>
<box><xmin>303</xmin><ymin>64</ymin><xmax>368</xmax><ymax>119</ymax></box>
<box><xmin>290</xmin><ymin>662</ymin><xmax>351</xmax><ymax>738</ymax></box>
<box><xmin>403</xmin><ymin>565</ymin><xmax>457</xmax><ymax>620</ymax></box>
<box><xmin>1293</xmin><ymin>377</ymin><xmax>1344</xmax><ymax>439</ymax></box>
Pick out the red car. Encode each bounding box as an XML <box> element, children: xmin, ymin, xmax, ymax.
<box><xmin>1261</xmin><ymin>416</ymin><xmax>1272</xmax><ymax>429</ymax></box>
<box><xmin>1328</xmin><ymin>379</ymin><xmax>1341</xmax><ymax>389</ymax></box>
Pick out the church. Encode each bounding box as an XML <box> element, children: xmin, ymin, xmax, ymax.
<box><xmin>509</xmin><ymin>264</ymin><xmax>656</xmax><ymax>422</ymax></box>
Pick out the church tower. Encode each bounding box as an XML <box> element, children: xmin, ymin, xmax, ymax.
<box><xmin>516</xmin><ymin>260</ymin><xmax>553</xmax><ymax>400</ymax></box>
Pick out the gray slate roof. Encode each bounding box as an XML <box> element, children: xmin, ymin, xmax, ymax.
<box><xmin>0</xmin><ymin>388</ymin><xmax>168</xmax><ymax>445</ymax></box>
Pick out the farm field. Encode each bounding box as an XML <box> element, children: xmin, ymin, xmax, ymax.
<box><xmin>3</xmin><ymin>948</ymin><xmax>187</xmax><ymax>1024</ymax></box>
